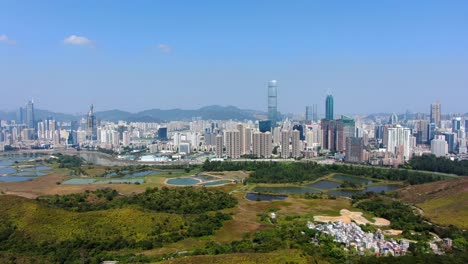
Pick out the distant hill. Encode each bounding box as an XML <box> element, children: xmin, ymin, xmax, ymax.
<box><xmin>0</xmin><ymin>105</ymin><xmax>266</xmax><ymax>122</ymax></box>
<box><xmin>0</xmin><ymin>109</ymin><xmax>76</xmax><ymax>122</ymax></box>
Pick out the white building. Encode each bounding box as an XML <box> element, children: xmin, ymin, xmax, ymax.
<box><xmin>386</xmin><ymin>125</ymin><xmax>412</xmax><ymax>161</ymax></box>
<box><xmin>431</xmin><ymin>136</ymin><xmax>448</xmax><ymax>157</ymax></box>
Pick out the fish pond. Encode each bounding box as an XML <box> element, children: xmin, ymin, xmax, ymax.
<box><xmin>328</xmin><ymin>184</ymin><xmax>403</xmax><ymax>197</ymax></box>
<box><xmin>0</xmin><ymin>158</ymin><xmax>52</xmax><ymax>182</ymax></box>
<box><xmin>0</xmin><ymin>176</ymin><xmax>35</xmax><ymax>182</ymax></box>
<box><xmin>166</xmin><ymin>174</ymin><xmax>232</xmax><ymax>187</ymax></box>
<box><xmin>307</xmin><ymin>180</ymin><xmax>342</xmax><ymax>190</ymax></box>
<box><xmin>200</xmin><ymin>180</ymin><xmax>231</xmax><ymax>186</ymax></box>
<box><xmin>166</xmin><ymin>178</ymin><xmax>201</xmax><ymax>186</ymax></box>
<box><xmin>245</xmin><ymin>193</ymin><xmax>287</xmax><ymax>201</ymax></box>
<box><xmin>332</xmin><ymin>174</ymin><xmax>374</xmax><ymax>185</ymax></box>
<box><xmin>254</xmin><ymin>186</ymin><xmax>322</xmax><ymax>194</ymax></box>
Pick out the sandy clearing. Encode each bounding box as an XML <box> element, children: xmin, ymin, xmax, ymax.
<box><xmin>313</xmin><ymin>209</ymin><xmax>391</xmax><ymax>226</ymax></box>
<box><xmin>383</xmin><ymin>229</ymin><xmax>403</xmax><ymax>236</ymax></box>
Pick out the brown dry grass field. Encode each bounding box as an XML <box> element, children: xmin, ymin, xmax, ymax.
<box><xmin>396</xmin><ymin>177</ymin><xmax>468</xmax><ymax>228</ymax></box>
<box><xmin>0</xmin><ymin>173</ymin><xmax>146</xmax><ymax>198</ymax></box>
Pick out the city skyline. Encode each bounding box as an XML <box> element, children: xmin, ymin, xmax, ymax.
<box><xmin>1</xmin><ymin>1</ymin><xmax>468</xmax><ymax>114</ymax></box>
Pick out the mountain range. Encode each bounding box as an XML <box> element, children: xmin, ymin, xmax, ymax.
<box><xmin>0</xmin><ymin>105</ymin><xmax>267</xmax><ymax>123</ymax></box>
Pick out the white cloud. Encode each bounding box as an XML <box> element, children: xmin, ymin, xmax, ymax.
<box><xmin>158</xmin><ymin>44</ymin><xmax>172</xmax><ymax>53</ymax></box>
<box><xmin>63</xmin><ymin>35</ymin><xmax>92</xmax><ymax>46</ymax></box>
<box><xmin>0</xmin><ymin>35</ymin><xmax>16</xmax><ymax>45</ymax></box>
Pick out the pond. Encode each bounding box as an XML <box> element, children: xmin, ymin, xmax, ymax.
<box><xmin>166</xmin><ymin>178</ymin><xmax>201</xmax><ymax>186</ymax></box>
<box><xmin>253</xmin><ymin>186</ymin><xmax>322</xmax><ymax>194</ymax></box>
<box><xmin>94</xmin><ymin>179</ymin><xmax>144</xmax><ymax>184</ymax></box>
<box><xmin>332</xmin><ymin>175</ymin><xmax>374</xmax><ymax>185</ymax></box>
<box><xmin>245</xmin><ymin>193</ymin><xmax>287</xmax><ymax>201</ymax></box>
<box><xmin>194</xmin><ymin>174</ymin><xmax>219</xmax><ymax>182</ymax></box>
<box><xmin>328</xmin><ymin>184</ymin><xmax>403</xmax><ymax>197</ymax></box>
<box><xmin>23</xmin><ymin>166</ymin><xmax>52</xmax><ymax>171</ymax></box>
<box><xmin>365</xmin><ymin>184</ymin><xmax>402</xmax><ymax>193</ymax></box>
<box><xmin>0</xmin><ymin>167</ymin><xmax>16</xmax><ymax>175</ymax></box>
<box><xmin>0</xmin><ymin>156</ymin><xmax>34</xmax><ymax>166</ymax></box>
<box><xmin>122</xmin><ymin>170</ymin><xmax>158</xmax><ymax>178</ymax></box>
<box><xmin>200</xmin><ymin>180</ymin><xmax>231</xmax><ymax>186</ymax></box>
<box><xmin>104</xmin><ymin>171</ymin><xmax>129</xmax><ymax>177</ymax></box>
<box><xmin>62</xmin><ymin>178</ymin><xmax>97</xmax><ymax>184</ymax></box>
<box><xmin>11</xmin><ymin>171</ymin><xmax>47</xmax><ymax>177</ymax></box>
<box><xmin>307</xmin><ymin>180</ymin><xmax>342</xmax><ymax>190</ymax></box>
<box><xmin>0</xmin><ymin>176</ymin><xmax>35</xmax><ymax>182</ymax></box>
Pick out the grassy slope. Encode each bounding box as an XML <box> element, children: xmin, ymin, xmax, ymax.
<box><xmin>155</xmin><ymin>250</ymin><xmax>322</xmax><ymax>264</ymax></box>
<box><xmin>0</xmin><ymin>195</ymin><xmax>184</xmax><ymax>244</ymax></box>
<box><xmin>396</xmin><ymin>177</ymin><xmax>468</xmax><ymax>228</ymax></box>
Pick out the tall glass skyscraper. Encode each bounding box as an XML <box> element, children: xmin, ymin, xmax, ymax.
<box><xmin>305</xmin><ymin>106</ymin><xmax>313</xmax><ymax>122</ymax></box>
<box><xmin>26</xmin><ymin>100</ymin><xmax>35</xmax><ymax>129</ymax></box>
<box><xmin>325</xmin><ymin>94</ymin><xmax>334</xmax><ymax>120</ymax></box>
<box><xmin>268</xmin><ymin>80</ymin><xmax>278</xmax><ymax>125</ymax></box>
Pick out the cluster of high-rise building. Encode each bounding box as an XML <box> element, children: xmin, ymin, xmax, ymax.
<box><xmin>1</xmin><ymin>87</ymin><xmax>467</xmax><ymax>164</ymax></box>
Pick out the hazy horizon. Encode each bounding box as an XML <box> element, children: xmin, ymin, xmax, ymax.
<box><xmin>1</xmin><ymin>1</ymin><xmax>467</xmax><ymax>115</ymax></box>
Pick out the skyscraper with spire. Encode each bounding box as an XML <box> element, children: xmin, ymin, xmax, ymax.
<box><xmin>86</xmin><ymin>104</ymin><xmax>97</xmax><ymax>140</ymax></box>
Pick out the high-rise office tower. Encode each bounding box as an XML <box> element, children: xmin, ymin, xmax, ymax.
<box><xmin>292</xmin><ymin>124</ymin><xmax>305</xmax><ymax>141</ymax></box>
<box><xmin>259</xmin><ymin>120</ymin><xmax>272</xmax><ymax>133</ymax></box>
<box><xmin>16</xmin><ymin>107</ymin><xmax>24</xmax><ymax>124</ymax></box>
<box><xmin>26</xmin><ymin>100</ymin><xmax>35</xmax><ymax>129</ymax></box>
<box><xmin>465</xmin><ymin>120</ymin><xmax>468</xmax><ymax>138</ymax></box>
<box><xmin>225</xmin><ymin>130</ymin><xmax>241</xmax><ymax>159</ymax></box>
<box><xmin>335</xmin><ymin>116</ymin><xmax>356</xmax><ymax>152</ymax></box>
<box><xmin>312</xmin><ymin>104</ymin><xmax>318</xmax><ymax>122</ymax></box>
<box><xmin>444</xmin><ymin>133</ymin><xmax>455</xmax><ymax>153</ymax></box>
<box><xmin>215</xmin><ymin>134</ymin><xmax>223</xmax><ymax>158</ymax></box>
<box><xmin>325</xmin><ymin>94</ymin><xmax>334</xmax><ymax>120</ymax></box>
<box><xmin>281</xmin><ymin>129</ymin><xmax>290</xmax><ymax>158</ymax></box>
<box><xmin>416</xmin><ymin>120</ymin><xmax>429</xmax><ymax>144</ymax></box>
<box><xmin>430</xmin><ymin>102</ymin><xmax>441</xmax><ymax>127</ymax></box>
<box><xmin>427</xmin><ymin>123</ymin><xmax>436</xmax><ymax>142</ymax></box>
<box><xmin>291</xmin><ymin>129</ymin><xmax>301</xmax><ymax>158</ymax></box>
<box><xmin>345</xmin><ymin>137</ymin><xmax>364</xmax><ymax>163</ymax></box>
<box><xmin>305</xmin><ymin>106</ymin><xmax>313</xmax><ymax>122</ymax></box>
<box><xmin>452</xmin><ymin>117</ymin><xmax>461</xmax><ymax>133</ymax></box>
<box><xmin>158</xmin><ymin>127</ymin><xmax>168</xmax><ymax>141</ymax></box>
<box><xmin>268</xmin><ymin>80</ymin><xmax>278</xmax><ymax>126</ymax></box>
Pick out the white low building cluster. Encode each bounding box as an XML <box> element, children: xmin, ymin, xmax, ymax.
<box><xmin>308</xmin><ymin>221</ymin><xmax>410</xmax><ymax>256</ymax></box>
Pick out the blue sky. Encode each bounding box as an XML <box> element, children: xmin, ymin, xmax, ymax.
<box><xmin>1</xmin><ymin>0</ymin><xmax>467</xmax><ymax>115</ymax></box>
